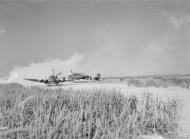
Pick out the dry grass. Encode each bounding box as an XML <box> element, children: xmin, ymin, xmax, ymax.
<box><xmin>0</xmin><ymin>83</ymin><xmax>182</xmax><ymax>139</ymax></box>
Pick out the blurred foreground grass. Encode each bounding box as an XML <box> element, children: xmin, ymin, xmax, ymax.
<box><xmin>0</xmin><ymin>83</ymin><xmax>182</xmax><ymax>139</ymax></box>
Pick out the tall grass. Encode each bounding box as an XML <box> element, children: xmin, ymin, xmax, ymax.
<box><xmin>0</xmin><ymin>83</ymin><xmax>182</xmax><ymax>139</ymax></box>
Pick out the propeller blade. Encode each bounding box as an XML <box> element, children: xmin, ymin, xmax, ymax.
<box><xmin>56</xmin><ymin>72</ymin><xmax>62</xmax><ymax>76</ymax></box>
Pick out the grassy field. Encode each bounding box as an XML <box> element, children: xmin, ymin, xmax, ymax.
<box><xmin>0</xmin><ymin>83</ymin><xmax>183</xmax><ymax>139</ymax></box>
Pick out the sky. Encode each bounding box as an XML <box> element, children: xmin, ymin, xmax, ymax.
<box><xmin>0</xmin><ymin>0</ymin><xmax>190</xmax><ymax>82</ymax></box>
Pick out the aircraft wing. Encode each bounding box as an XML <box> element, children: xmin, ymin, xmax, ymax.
<box><xmin>24</xmin><ymin>78</ymin><xmax>42</xmax><ymax>83</ymax></box>
<box><xmin>25</xmin><ymin>78</ymin><xmax>74</xmax><ymax>86</ymax></box>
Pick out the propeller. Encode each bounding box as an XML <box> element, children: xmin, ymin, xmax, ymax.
<box><xmin>56</xmin><ymin>72</ymin><xmax>62</xmax><ymax>76</ymax></box>
<box><xmin>51</xmin><ymin>69</ymin><xmax>62</xmax><ymax>78</ymax></box>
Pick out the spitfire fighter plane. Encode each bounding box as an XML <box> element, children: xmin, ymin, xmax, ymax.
<box><xmin>25</xmin><ymin>70</ymin><xmax>102</xmax><ymax>86</ymax></box>
<box><xmin>25</xmin><ymin>69</ymin><xmax>71</xmax><ymax>86</ymax></box>
<box><xmin>67</xmin><ymin>71</ymin><xmax>102</xmax><ymax>83</ymax></box>
<box><xmin>68</xmin><ymin>71</ymin><xmax>92</xmax><ymax>80</ymax></box>
<box><xmin>68</xmin><ymin>71</ymin><xmax>102</xmax><ymax>81</ymax></box>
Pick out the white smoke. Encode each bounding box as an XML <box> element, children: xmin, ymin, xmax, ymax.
<box><xmin>1</xmin><ymin>53</ymin><xmax>84</xmax><ymax>85</ymax></box>
<box><xmin>8</xmin><ymin>71</ymin><xmax>19</xmax><ymax>82</ymax></box>
<box><xmin>0</xmin><ymin>71</ymin><xmax>18</xmax><ymax>84</ymax></box>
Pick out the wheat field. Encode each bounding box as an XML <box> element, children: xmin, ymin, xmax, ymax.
<box><xmin>0</xmin><ymin>83</ymin><xmax>183</xmax><ymax>139</ymax></box>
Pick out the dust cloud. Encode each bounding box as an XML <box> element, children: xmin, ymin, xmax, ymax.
<box><xmin>0</xmin><ymin>53</ymin><xmax>83</xmax><ymax>85</ymax></box>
